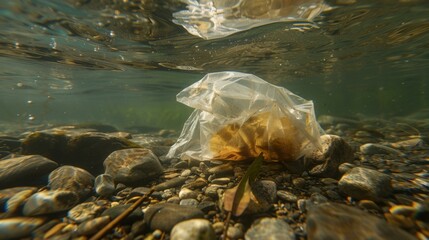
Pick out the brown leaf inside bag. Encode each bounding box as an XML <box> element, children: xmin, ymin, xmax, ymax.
<box><xmin>209</xmin><ymin>111</ymin><xmax>302</xmax><ymax>161</ymax></box>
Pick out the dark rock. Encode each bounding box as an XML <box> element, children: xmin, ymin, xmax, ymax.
<box><xmin>48</xmin><ymin>166</ymin><xmax>94</xmax><ymax>201</ymax></box>
<box><xmin>76</xmin><ymin>216</ymin><xmax>110</xmax><ymax>236</ymax></box>
<box><xmin>101</xmin><ymin>203</ymin><xmax>143</xmax><ymax>223</ymax></box>
<box><xmin>245</xmin><ymin>218</ymin><xmax>295</xmax><ymax>240</ymax></box>
<box><xmin>21</xmin><ymin>132</ymin><xmax>68</xmax><ymax>163</ymax></box>
<box><xmin>94</xmin><ymin>174</ymin><xmax>115</xmax><ymax>197</ymax></box>
<box><xmin>277</xmin><ymin>190</ymin><xmax>298</xmax><ymax>203</ymax></box>
<box><xmin>0</xmin><ymin>217</ymin><xmax>45</xmax><ymax>240</ymax></box>
<box><xmin>104</xmin><ymin>148</ymin><xmax>163</xmax><ymax>185</ymax></box>
<box><xmin>0</xmin><ymin>136</ymin><xmax>21</xmax><ymax>152</ymax></box>
<box><xmin>144</xmin><ymin>203</ymin><xmax>204</xmax><ymax>232</ymax></box>
<box><xmin>306</xmin><ymin>202</ymin><xmax>415</xmax><ymax>240</ymax></box>
<box><xmin>0</xmin><ymin>155</ymin><xmax>58</xmax><ymax>188</ymax></box>
<box><xmin>170</xmin><ymin>219</ymin><xmax>216</xmax><ymax>240</ymax></box>
<box><xmin>245</xmin><ymin>180</ymin><xmax>276</xmax><ymax>215</ymax></box>
<box><xmin>304</xmin><ymin>135</ymin><xmax>354</xmax><ymax>178</ymax></box>
<box><xmin>23</xmin><ymin>190</ymin><xmax>79</xmax><ymax>216</ymax></box>
<box><xmin>338</xmin><ymin>167</ymin><xmax>392</xmax><ymax>201</ymax></box>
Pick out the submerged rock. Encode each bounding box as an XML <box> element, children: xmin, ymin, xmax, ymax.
<box><xmin>23</xmin><ymin>190</ymin><xmax>79</xmax><ymax>216</ymax></box>
<box><xmin>144</xmin><ymin>203</ymin><xmax>204</xmax><ymax>232</ymax></box>
<box><xmin>48</xmin><ymin>165</ymin><xmax>94</xmax><ymax>201</ymax></box>
<box><xmin>68</xmin><ymin>202</ymin><xmax>105</xmax><ymax>223</ymax></box>
<box><xmin>338</xmin><ymin>167</ymin><xmax>392</xmax><ymax>201</ymax></box>
<box><xmin>94</xmin><ymin>174</ymin><xmax>115</xmax><ymax>197</ymax></box>
<box><xmin>170</xmin><ymin>219</ymin><xmax>216</xmax><ymax>240</ymax></box>
<box><xmin>0</xmin><ymin>217</ymin><xmax>45</xmax><ymax>240</ymax></box>
<box><xmin>245</xmin><ymin>218</ymin><xmax>295</xmax><ymax>240</ymax></box>
<box><xmin>104</xmin><ymin>148</ymin><xmax>163</xmax><ymax>185</ymax></box>
<box><xmin>306</xmin><ymin>202</ymin><xmax>415</xmax><ymax>240</ymax></box>
<box><xmin>0</xmin><ymin>155</ymin><xmax>58</xmax><ymax>188</ymax></box>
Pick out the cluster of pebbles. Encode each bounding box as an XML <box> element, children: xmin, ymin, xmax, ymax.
<box><xmin>0</xmin><ymin>114</ymin><xmax>428</xmax><ymax>240</ymax></box>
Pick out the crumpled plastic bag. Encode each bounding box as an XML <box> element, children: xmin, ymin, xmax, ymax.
<box><xmin>167</xmin><ymin>71</ymin><xmax>323</xmax><ymax>162</ymax></box>
<box><xmin>173</xmin><ymin>0</ymin><xmax>330</xmax><ymax>39</ymax></box>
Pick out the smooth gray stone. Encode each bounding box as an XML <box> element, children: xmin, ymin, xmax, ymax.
<box><xmin>0</xmin><ymin>155</ymin><xmax>58</xmax><ymax>188</ymax></box>
<box><xmin>360</xmin><ymin>143</ymin><xmax>405</xmax><ymax>156</ymax></box>
<box><xmin>170</xmin><ymin>219</ymin><xmax>216</xmax><ymax>240</ymax></box>
<box><xmin>339</xmin><ymin>167</ymin><xmax>392</xmax><ymax>201</ymax></box>
<box><xmin>104</xmin><ymin>148</ymin><xmax>163</xmax><ymax>184</ymax></box>
<box><xmin>48</xmin><ymin>165</ymin><xmax>94</xmax><ymax>201</ymax></box>
<box><xmin>0</xmin><ymin>217</ymin><xmax>45</xmax><ymax>240</ymax></box>
<box><xmin>306</xmin><ymin>203</ymin><xmax>415</xmax><ymax>240</ymax></box>
<box><xmin>144</xmin><ymin>203</ymin><xmax>204</xmax><ymax>232</ymax></box>
<box><xmin>95</xmin><ymin>174</ymin><xmax>115</xmax><ymax>197</ymax></box>
<box><xmin>23</xmin><ymin>190</ymin><xmax>79</xmax><ymax>216</ymax></box>
<box><xmin>245</xmin><ymin>218</ymin><xmax>295</xmax><ymax>240</ymax></box>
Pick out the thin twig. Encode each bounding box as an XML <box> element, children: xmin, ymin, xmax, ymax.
<box><xmin>222</xmin><ymin>211</ymin><xmax>232</xmax><ymax>240</ymax></box>
<box><xmin>90</xmin><ymin>188</ymin><xmax>155</xmax><ymax>240</ymax></box>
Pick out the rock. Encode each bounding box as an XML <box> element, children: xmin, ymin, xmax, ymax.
<box><xmin>48</xmin><ymin>166</ymin><xmax>94</xmax><ymax>201</ymax></box>
<box><xmin>183</xmin><ymin>178</ymin><xmax>208</xmax><ymax>190</ymax></box>
<box><xmin>104</xmin><ymin>148</ymin><xmax>163</xmax><ymax>185</ymax></box>
<box><xmin>306</xmin><ymin>202</ymin><xmax>416</xmax><ymax>240</ymax></box>
<box><xmin>245</xmin><ymin>218</ymin><xmax>295</xmax><ymax>240</ymax></box>
<box><xmin>5</xmin><ymin>188</ymin><xmax>37</xmax><ymax>216</ymax></box>
<box><xmin>101</xmin><ymin>203</ymin><xmax>143</xmax><ymax>223</ymax></box>
<box><xmin>338</xmin><ymin>167</ymin><xmax>392</xmax><ymax>201</ymax></box>
<box><xmin>180</xmin><ymin>199</ymin><xmax>199</xmax><ymax>207</ymax></box>
<box><xmin>277</xmin><ymin>190</ymin><xmax>298</xmax><ymax>203</ymax></box>
<box><xmin>299</xmin><ymin>193</ymin><xmax>329</xmax><ymax>213</ymax></box>
<box><xmin>0</xmin><ymin>217</ymin><xmax>45</xmax><ymax>240</ymax></box>
<box><xmin>68</xmin><ymin>202</ymin><xmax>105</xmax><ymax>223</ymax></box>
<box><xmin>21</xmin><ymin>132</ymin><xmax>68</xmax><ymax>163</ymax></box>
<box><xmin>338</xmin><ymin>162</ymin><xmax>355</xmax><ymax>174</ymax></box>
<box><xmin>245</xmin><ymin>180</ymin><xmax>276</xmax><ymax>215</ymax></box>
<box><xmin>304</xmin><ymin>135</ymin><xmax>354</xmax><ymax>178</ymax></box>
<box><xmin>23</xmin><ymin>190</ymin><xmax>79</xmax><ymax>216</ymax></box>
<box><xmin>76</xmin><ymin>216</ymin><xmax>110</xmax><ymax>236</ymax></box>
<box><xmin>95</xmin><ymin>174</ymin><xmax>115</xmax><ymax>197</ymax></box>
<box><xmin>292</xmin><ymin>178</ymin><xmax>306</xmax><ymax>188</ymax></box>
<box><xmin>144</xmin><ymin>203</ymin><xmax>204</xmax><ymax>232</ymax></box>
<box><xmin>0</xmin><ymin>155</ymin><xmax>58</xmax><ymax>188</ymax></box>
<box><xmin>227</xmin><ymin>226</ymin><xmax>244</xmax><ymax>240</ymax></box>
<box><xmin>170</xmin><ymin>219</ymin><xmax>216</xmax><ymax>240</ymax></box>
<box><xmin>154</xmin><ymin>177</ymin><xmax>187</xmax><ymax>191</ymax></box>
<box><xmin>179</xmin><ymin>188</ymin><xmax>199</xmax><ymax>199</ymax></box>
<box><xmin>0</xmin><ymin>136</ymin><xmax>21</xmax><ymax>152</ymax></box>
<box><xmin>0</xmin><ymin>187</ymin><xmax>37</xmax><ymax>208</ymax></box>
<box><xmin>360</xmin><ymin>143</ymin><xmax>405</xmax><ymax>156</ymax></box>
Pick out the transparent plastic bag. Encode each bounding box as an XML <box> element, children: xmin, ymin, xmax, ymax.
<box><xmin>173</xmin><ymin>0</ymin><xmax>330</xmax><ymax>39</ymax></box>
<box><xmin>167</xmin><ymin>71</ymin><xmax>323</xmax><ymax>161</ymax></box>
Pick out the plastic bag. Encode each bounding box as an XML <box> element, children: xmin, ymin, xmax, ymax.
<box><xmin>167</xmin><ymin>71</ymin><xmax>323</xmax><ymax>162</ymax></box>
<box><xmin>173</xmin><ymin>0</ymin><xmax>330</xmax><ymax>39</ymax></box>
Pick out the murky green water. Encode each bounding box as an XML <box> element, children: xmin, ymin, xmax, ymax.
<box><xmin>1</xmin><ymin>0</ymin><xmax>428</xmax><ymax>132</ymax></box>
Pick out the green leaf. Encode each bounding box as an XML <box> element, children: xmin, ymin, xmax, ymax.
<box><xmin>223</xmin><ymin>153</ymin><xmax>263</xmax><ymax>216</ymax></box>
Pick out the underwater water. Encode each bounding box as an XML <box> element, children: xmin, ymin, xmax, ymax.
<box><xmin>0</xmin><ymin>0</ymin><xmax>429</xmax><ymax>132</ymax></box>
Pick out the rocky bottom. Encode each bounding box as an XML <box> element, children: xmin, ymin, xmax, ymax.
<box><xmin>0</xmin><ymin>114</ymin><xmax>428</xmax><ymax>240</ymax></box>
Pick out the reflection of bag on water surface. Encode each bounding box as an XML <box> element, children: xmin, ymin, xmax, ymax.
<box><xmin>167</xmin><ymin>71</ymin><xmax>323</xmax><ymax>161</ymax></box>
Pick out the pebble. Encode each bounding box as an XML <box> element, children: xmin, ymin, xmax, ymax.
<box><xmin>179</xmin><ymin>188</ymin><xmax>199</xmax><ymax>199</ymax></box>
<box><xmin>101</xmin><ymin>203</ymin><xmax>143</xmax><ymax>223</ymax></box>
<box><xmin>0</xmin><ymin>155</ymin><xmax>58</xmax><ymax>188</ymax></box>
<box><xmin>338</xmin><ymin>167</ymin><xmax>392</xmax><ymax>201</ymax></box>
<box><xmin>360</xmin><ymin>143</ymin><xmax>405</xmax><ymax>156</ymax></box>
<box><xmin>183</xmin><ymin>178</ymin><xmax>208</xmax><ymax>189</ymax></box>
<box><xmin>227</xmin><ymin>226</ymin><xmax>244</xmax><ymax>240</ymax></box>
<box><xmin>245</xmin><ymin>218</ymin><xmax>295</xmax><ymax>240</ymax></box>
<box><xmin>68</xmin><ymin>202</ymin><xmax>105</xmax><ymax>223</ymax></box>
<box><xmin>48</xmin><ymin>165</ymin><xmax>95</xmax><ymax>201</ymax></box>
<box><xmin>0</xmin><ymin>217</ymin><xmax>45</xmax><ymax>240</ymax></box>
<box><xmin>5</xmin><ymin>188</ymin><xmax>37</xmax><ymax>215</ymax></box>
<box><xmin>104</xmin><ymin>148</ymin><xmax>164</xmax><ymax>184</ymax></box>
<box><xmin>211</xmin><ymin>177</ymin><xmax>231</xmax><ymax>185</ymax></box>
<box><xmin>76</xmin><ymin>215</ymin><xmax>110</xmax><ymax>236</ymax></box>
<box><xmin>277</xmin><ymin>190</ymin><xmax>298</xmax><ymax>202</ymax></box>
<box><xmin>23</xmin><ymin>190</ymin><xmax>79</xmax><ymax>216</ymax></box>
<box><xmin>307</xmin><ymin>202</ymin><xmax>416</xmax><ymax>240</ymax></box>
<box><xmin>94</xmin><ymin>174</ymin><xmax>115</xmax><ymax>197</ymax></box>
<box><xmin>180</xmin><ymin>198</ymin><xmax>199</xmax><ymax>207</ymax></box>
<box><xmin>180</xmin><ymin>169</ymin><xmax>192</xmax><ymax>177</ymax></box>
<box><xmin>144</xmin><ymin>203</ymin><xmax>204</xmax><ymax>232</ymax></box>
<box><xmin>154</xmin><ymin>177</ymin><xmax>187</xmax><ymax>191</ymax></box>
<box><xmin>338</xmin><ymin>162</ymin><xmax>355</xmax><ymax>174</ymax></box>
<box><xmin>208</xmin><ymin>163</ymin><xmax>234</xmax><ymax>176</ymax></box>
<box><xmin>205</xmin><ymin>185</ymin><xmax>221</xmax><ymax>199</ymax></box>
<box><xmin>292</xmin><ymin>178</ymin><xmax>306</xmax><ymax>188</ymax></box>
<box><xmin>170</xmin><ymin>219</ymin><xmax>216</xmax><ymax>240</ymax></box>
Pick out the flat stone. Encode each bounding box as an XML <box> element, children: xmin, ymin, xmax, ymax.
<box><xmin>48</xmin><ymin>165</ymin><xmax>94</xmax><ymax>201</ymax></box>
<box><xmin>360</xmin><ymin>143</ymin><xmax>405</xmax><ymax>156</ymax></box>
<box><xmin>0</xmin><ymin>217</ymin><xmax>45</xmax><ymax>240</ymax></box>
<box><xmin>339</xmin><ymin>167</ymin><xmax>392</xmax><ymax>201</ymax></box>
<box><xmin>94</xmin><ymin>174</ymin><xmax>115</xmax><ymax>197</ymax></box>
<box><xmin>170</xmin><ymin>219</ymin><xmax>216</xmax><ymax>240</ymax></box>
<box><xmin>76</xmin><ymin>216</ymin><xmax>110</xmax><ymax>236</ymax></box>
<box><xmin>23</xmin><ymin>190</ymin><xmax>79</xmax><ymax>216</ymax></box>
<box><xmin>68</xmin><ymin>202</ymin><xmax>105</xmax><ymax>223</ymax></box>
<box><xmin>306</xmin><ymin>202</ymin><xmax>416</xmax><ymax>240</ymax></box>
<box><xmin>245</xmin><ymin>218</ymin><xmax>295</xmax><ymax>240</ymax></box>
<box><xmin>277</xmin><ymin>190</ymin><xmax>298</xmax><ymax>203</ymax></box>
<box><xmin>101</xmin><ymin>203</ymin><xmax>143</xmax><ymax>223</ymax></box>
<box><xmin>144</xmin><ymin>203</ymin><xmax>204</xmax><ymax>232</ymax></box>
<box><xmin>154</xmin><ymin>177</ymin><xmax>187</xmax><ymax>191</ymax></box>
<box><xmin>304</xmin><ymin>135</ymin><xmax>354</xmax><ymax>178</ymax></box>
<box><xmin>104</xmin><ymin>148</ymin><xmax>163</xmax><ymax>185</ymax></box>
<box><xmin>0</xmin><ymin>155</ymin><xmax>58</xmax><ymax>188</ymax></box>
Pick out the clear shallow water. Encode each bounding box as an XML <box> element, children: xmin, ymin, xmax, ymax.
<box><xmin>1</xmin><ymin>0</ymin><xmax>428</xmax><ymax>132</ymax></box>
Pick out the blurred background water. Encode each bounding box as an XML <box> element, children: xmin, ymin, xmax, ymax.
<box><xmin>0</xmin><ymin>0</ymin><xmax>428</xmax><ymax>133</ymax></box>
